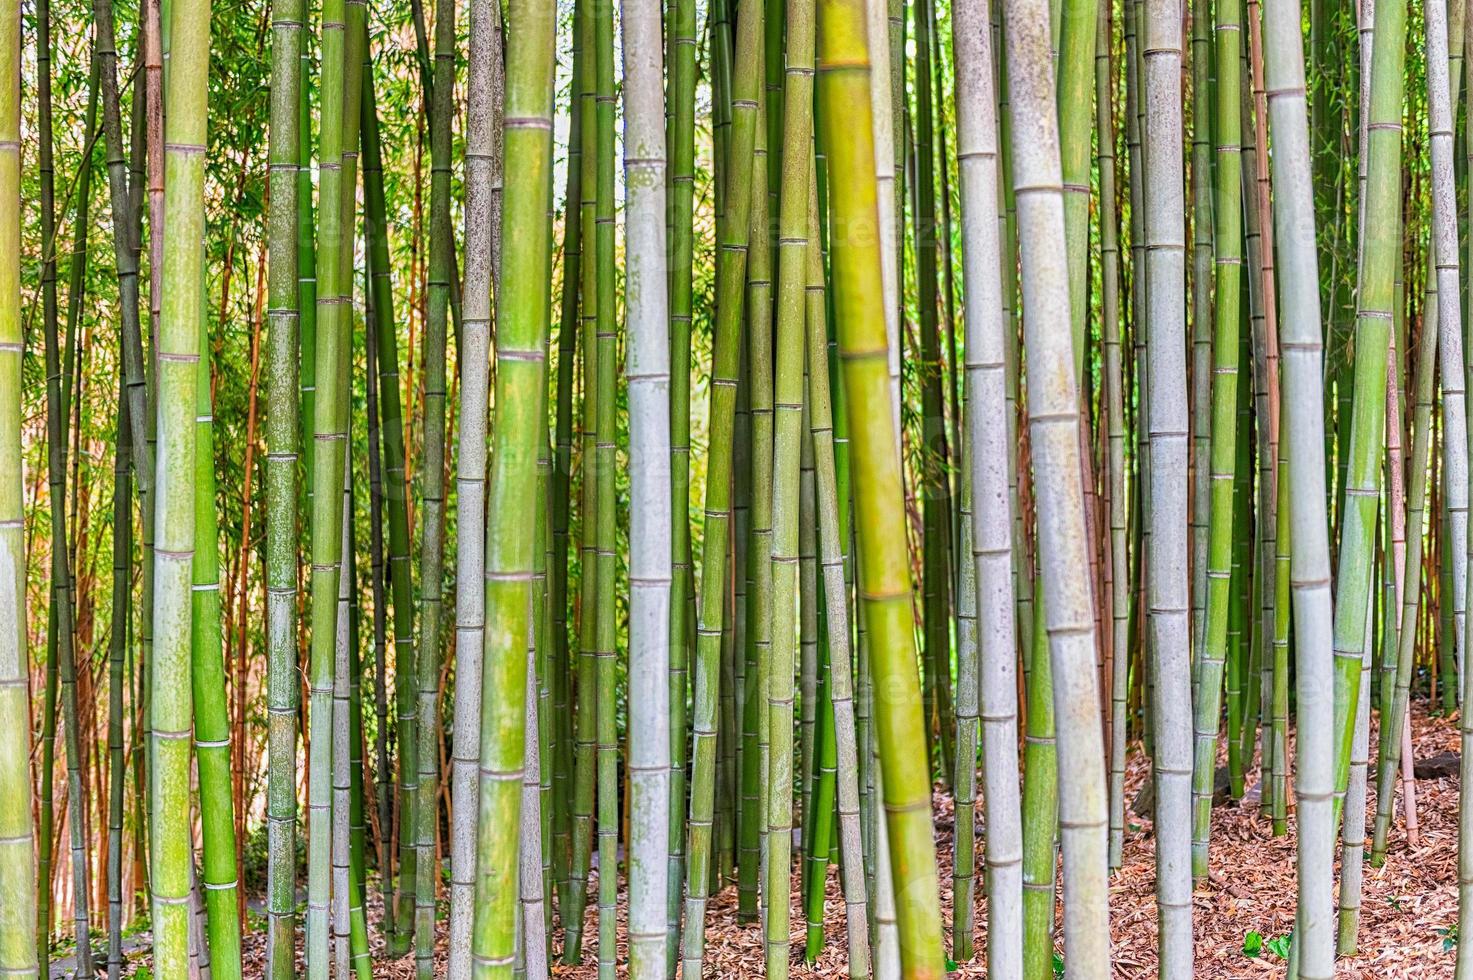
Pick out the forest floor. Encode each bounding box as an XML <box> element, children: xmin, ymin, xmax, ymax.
<box><xmin>113</xmin><ymin>699</ymin><xmax>1465</xmax><ymax>979</ymax></box>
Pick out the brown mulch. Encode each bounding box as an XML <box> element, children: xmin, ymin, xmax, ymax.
<box><xmin>226</xmin><ymin>702</ymin><xmax>1464</xmax><ymax>978</ymax></box>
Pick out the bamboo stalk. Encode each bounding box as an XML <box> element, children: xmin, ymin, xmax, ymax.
<box><xmin>816</xmin><ymin>0</ymin><xmax>946</xmax><ymax>972</ymax></box>
<box><xmin>469</xmin><ymin>0</ymin><xmax>556</xmax><ymax>970</ymax></box>
<box><xmin>955</xmin><ymin>0</ymin><xmax>1021</xmax><ymax>968</ymax></box>
<box><xmin>623</xmin><ymin>2</ymin><xmax>672</xmax><ymax>974</ymax></box>
<box><xmin>0</xmin><ymin>0</ymin><xmax>36</xmax><ymax>968</ymax></box>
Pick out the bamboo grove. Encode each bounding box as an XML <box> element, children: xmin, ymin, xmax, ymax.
<box><xmin>7</xmin><ymin>0</ymin><xmax>1473</xmax><ymax>972</ymax></box>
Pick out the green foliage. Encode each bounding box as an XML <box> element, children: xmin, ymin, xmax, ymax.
<box><xmin>1438</xmin><ymin>924</ymin><xmax>1459</xmax><ymax>952</ymax></box>
<box><xmin>1053</xmin><ymin>951</ymin><xmax>1065</xmax><ymax>977</ymax></box>
<box><xmin>1241</xmin><ymin>929</ymin><xmax>1291</xmax><ymax>960</ymax></box>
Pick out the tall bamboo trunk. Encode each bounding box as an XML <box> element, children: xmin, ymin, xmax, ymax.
<box><xmin>150</xmin><ymin>0</ymin><xmax>209</xmax><ymax>972</ymax></box>
<box><xmin>0</xmin><ymin>0</ymin><xmax>37</xmax><ymax>970</ymax></box>
<box><xmin>623</xmin><ymin>2</ymin><xmax>672</xmax><ymax>974</ymax></box>
<box><xmin>817</xmin><ymin>0</ymin><xmax>946</xmax><ymax>973</ymax></box>
<box><xmin>1140</xmin><ymin>0</ymin><xmax>1193</xmax><ymax>970</ymax></box>
<box><xmin>470</xmin><ymin>0</ymin><xmax>556</xmax><ymax>972</ymax></box>
<box><xmin>955</xmin><ymin>0</ymin><xmax>1021</xmax><ymax>970</ymax></box>
<box><xmin>1261</xmin><ymin>0</ymin><xmax>1336</xmax><ymax>970</ymax></box>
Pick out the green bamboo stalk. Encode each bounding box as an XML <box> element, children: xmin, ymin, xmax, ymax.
<box><xmin>107</xmin><ymin>380</ymin><xmax>131</xmax><ymax>980</ymax></box>
<box><xmin>767</xmin><ymin>0</ymin><xmax>814</xmax><ymax>965</ymax></box>
<box><xmin>565</xmin><ymin>0</ymin><xmax>599</xmax><ymax>955</ymax></box>
<box><xmin>1328</xmin><ymin>0</ymin><xmax>1406</xmax><ymax>832</ymax></box>
<box><xmin>413</xmin><ymin>0</ymin><xmax>453</xmax><ymax>972</ymax></box>
<box><xmin>1190</xmin><ymin>0</ymin><xmax>1244</xmax><ymax>870</ymax></box>
<box><xmin>266</xmin><ymin>0</ymin><xmax>302</xmax><ymax>963</ymax></box>
<box><xmin>1369</xmin><ymin>315</ymin><xmax>1427</xmax><ymax>858</ymax></box>
<box><xmin>305</xmin><ymin>0</ymin><xmax>351</xmax><ymax>966</ymax></box>
<box><xmin>1020</xmin><ymin>599</ymin><xmax>1057</xmax><ymax>980</ymax></box>
<box><xmin>0</xmin><ymin>0</ymin><xmax>36</xmax><ymax>969</ymax></box>
<box><xmin>738</xmin><ymin>32</ymin><xmax>774</xmax><ymax>922</ymax></box>
<box><xmin>35</xmin><ymin>3</ymin><xmax>64</xmax><ymax>963</ymax></box>
<box><xmin>1225</xmin><ymin>325</ymin><xmax>1253</xmax><ymax>797</ymax></box>
<box><xmin>1095</xmin><ymin>0</ymin><xmax>1128</xmax><ymax>873</ymax></box>
<box><xmin>913</xmin><ymin>0</ymin><xmax>955</xmax><ymax>782</ymax></box>
<box><xmin>666</xmin><ymin>0</ymin><xmax>697</xmax><ymax>954</ymax></box>
<box><xmin>681</xmin><ymin>0</ymin><xmax>763</xmax><ymax>960</ymax></box>
<box><xmin>740</xmin><ymin>73</ymin><xmax>775</xmax><ymax>928</ymax></box>
<box><xmin>360</xmin><ymin>48</ymin><xmax>421</xmax><ymax>955</ymax></box>
<box><xmin>803</xmin><ymin>174</ymin><xmax>870</xmax><ymax>977</ymax></box>
<box><xmin>594</xmin><ymin>0</ymin><xmax>618</xmax><ymax>968</ymax></box>
<box><xmin>94</xmin><ymin>0</ymin><xmax>155</xmax><ymax>873</ymax></box>
<box><xmin>1188</xmin><ymin>0</ymin><xmax>1213</xmax><ymax>666</ymax></box>
<box><xmin>151</xmin><ymin>0</ymin><xmax>209</xmax><ymax>972</ymax></box>
<box><xmin>816</xmin><ymin>0</ymin><xmax>947</xmax><ymax>972</ymax></box>
<box><xmin>548</xmin><ymin>1</ymin><xmax>580</xmax><ymax>936</ymax></box>
<box><xmin>469</xmin><ymin>0</ymin><xmax>555</xmax><ymax>969</ymax></box>
<box><xmin>38</xmin><ymin>2</ymin><xmax>98</xmax><ymax>964</ymax></box>
<box><xmin>192</xmin><ymin>308</ymin><xmax>242</xmax><ymax>979</ymax></box>
<box><xmin>802</xmin><ymin>611</ymin><xmax>836</xmax><ymax>964</ymax></box>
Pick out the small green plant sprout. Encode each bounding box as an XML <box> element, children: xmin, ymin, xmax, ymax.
<box><xmin>1265</xmin><ymin>932</ymin><xmax>1292</xmax><ymax>960</ymax></box>
<box><xmin>1242</xmin><ymin>930</ymin><xmax>1263</xmax><ymax>957</ymax></box>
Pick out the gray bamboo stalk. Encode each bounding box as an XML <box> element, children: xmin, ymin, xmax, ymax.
<box><xmin>333</xmin><ymin>462</ymin><xmax>354</xmax><ymax>979</ymax></box>
<box><xmin>449</xmin><ymin>1</ymin><xmax>503</xmax><ymax>974</ymax></box>
<box><xmin>1436</xmin><ymin>3</ymin><xmax>1471</xmax><ymax>703</ymax></box>
<box><xmin>954</xmin><ymin>0</ymin><xmax>1021</xmax><ymax>971</ymax></box>
<box><xmin>1000</xmin><ymin>0</ymin><xmax>1111</xmax><ymax>973</ymax></box>
<box><xmin>1141</xmin><ymin>0</ymin><xmax>1193</xmax><ymax>969</ymax></box>
<box><xmin>623</xmin><ymin>0</ymin><xmax>672</xmax><ymax>970</ymax></box>
<box><xmin>1260</xmin><ymin>0</ymin><xmax>1335</xmax><ymax>971</ymax></box>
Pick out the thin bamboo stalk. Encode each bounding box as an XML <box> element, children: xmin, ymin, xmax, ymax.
<box><xmin>449</xmin><ymin>0</ymin><xmax>503</xmax><ymax>974</ymax></box>
<box><xmin>1190</xmin><ymin>0</ymin><xmax>1244</xmax><ymax>877</ymax></box>
<box><xmin>803</xmin><ymin>174</ymin><xmax>871</xmax><ymax>978</ymax></box>
<box><xmin>766</xmin><ymin>0</ymin><xmax>814</xmax><ymax>965</ymax></box>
